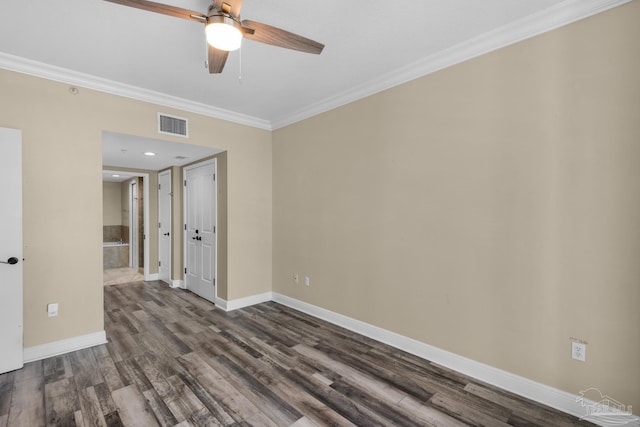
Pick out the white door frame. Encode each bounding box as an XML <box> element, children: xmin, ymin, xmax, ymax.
<box><xmin>103</xmin><ymin>170</ymin><xmax>151</xmax><ymax>280</ymax></box>
<box><xmin>130</xmin><ymin>180</ymin><xmax>138</xmax><ymax>270</ymax></box>
<box><xmin>0</xmin><ymin>127</ymin><xmax>23</xmax><ymax>374</ymax></box>
<box><xmin>183</xmin><ymin>158</ymin><xmax>218</xmax><ymax>302</ymax></box>
<box><xmin>158</xmin><ymin>169</ymin><xmax>172</xmax><ymax>285</ymax></box>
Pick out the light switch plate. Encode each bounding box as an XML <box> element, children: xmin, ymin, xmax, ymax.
<box><xmin>47</xmin><ymin>303</ymin><xmax>59</xmax><ymax>317</ymax></box>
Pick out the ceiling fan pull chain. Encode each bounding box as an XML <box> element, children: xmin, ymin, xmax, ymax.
<box><xmin>204</xmin><ymin>36</ymin><xmax>209</xmax><ymax>69</ymax></box>
<box><xmin>238</xmin><ymin>47</ymin><xmax>243</xmax><ymax>85</ymax></box>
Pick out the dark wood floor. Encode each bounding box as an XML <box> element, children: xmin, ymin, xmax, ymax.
<box><xmin>0</xmin><ymin>281</ymin><xmax>595</xmax><ymax>426</ymax></box>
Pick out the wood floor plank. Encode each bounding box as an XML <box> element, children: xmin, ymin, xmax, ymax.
<box><xmin>8</xmin><ymin>376</ymin><xmax>45</xmax><ymax>427</ymax></box>
<box><xmin>141</xmin><ymin>388</ymin><xmax>179</xmax><ymax>427</ymax></box>
<box><xmin>174</xmin><ymin>371</ymin><xmax>237</xmax><ymax>426</ymax></box>
<box><xmin>77</xmin><ymin>386</ymin><xmax>108</xmax><ymax>427</ymax></box>
<box><xmin>44</xmin><ymin>377</ymin><xmax>81</xmax><ymax>426</ymax></box>
<box><xmin>289</xmin><ymin>417</ymin><xmax>319</xmax><ymax>427</ymax></box>
<box><xmin>178</xmin><ymin>352</ymin><xmax>279</xmax><ymax>427</ymax></box>
<box><xmin>69</xmin><ymin>349</ymin><xmax>105</xmax><ymax>390</ymax></box>
<box><xmin>43</xmin><ymin>355</ymin><xmax>73</xmax><ymax>385</ymax></box>
<box><xmin>284</xmin><ymin>368</ymin><xmax>392</xmax><ymax>427</ymax></box>
<box><xmin>93</xmin><ymin>382</ymin><xmax>118</xmax><ymax>416</ymax></box>
<box><xmin>163</xmin><ymin>376</ymin><xmax>219</xmax><ymax>426</ymax></box>
<box><xmin>0</xmin><ymin>371</ymin><xmax>14</xmax><ymax>419</ymax></box>
<box><xmin>209</xmin><ymin>354</ymin><xmax>302</xmax><ymax>425</ymax></box>
<box><xmin>92</xmin><ymin>346</ymin><xmax>124</xmax><ymax>393</ymax></box>
<box><xmin>13</xmin><ymin>361</ymin><xmax>42</xmax><ymax>383</ymax></box>
<box><xmin>464</xmin><ymin>382</ymin><xmax>589</xmax><ymax>427</ymax></box>
<box><xmin>429</xmin><ymin>392</ymin><xmax>512</xmax><ymax>426</ymax></box>
<box><xmin>111</xmin><ymin>384</ymin><xmax>160</xmax><ymax>427</ymax></box>
<box><xmin>396</xmin><ymin>395</ymin><xmax>469</xmax><ymax>427</ymax></box>
<box><xmin>0</xmin><ymin>281</ymin><xmax>597</xmax><ymax>426</ymax></box>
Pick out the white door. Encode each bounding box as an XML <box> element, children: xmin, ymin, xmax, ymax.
<box><xmin>130</xmin><ymin>180</ymin><xmax>138</xmax><ymax>270</ymax></box>
<box><xmin>158</xmin><ymin>170</ymin><xmax>171</xmax><ymax>284</ymax></box>
<box><xmin>184</xmin><ymin>159</ymin><xmax>216</xmax><ymax>303</ymax></box>
<box><xmin>0</xmin><ymin>127</ymin><xmax>23</xmax><ymax>374</ymax></box>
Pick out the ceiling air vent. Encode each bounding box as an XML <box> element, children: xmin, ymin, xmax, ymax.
<box><xmin>158</xmin><ymin>113</ymin><xmax>188</xmax><ymax>138</ymax></box>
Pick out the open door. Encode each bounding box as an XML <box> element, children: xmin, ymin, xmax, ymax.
<box><xmin>158</xmin><ymin>170</ymin><xmax>172</xmax><ymax>284</ymax></box>
<box><xmin>0</xmin><ymin>127</ymin><xmax>23</xmax><ymax>374</ymax></box>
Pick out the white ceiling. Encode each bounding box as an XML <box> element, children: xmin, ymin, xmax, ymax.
<box><xmin>103</xmin><ymin>131</ymin><xmax>221</xmax><ymax>171</ymax></box>
<box><xmin>0</xmin><ymin>0</ymin><xmax>628</xmax><ymax>129</ymax></box>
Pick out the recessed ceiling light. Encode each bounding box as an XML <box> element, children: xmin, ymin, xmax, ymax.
<box><xmin>112</xmin><ymin>174</ymin><xmax>120</xmax><ymax>178</ymax></box>
<box><xmin>144</xmin><ymin>152</ymin><xmax>156</xmax><ymax>156</ymax></box>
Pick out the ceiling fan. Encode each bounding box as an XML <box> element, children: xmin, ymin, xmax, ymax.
<box><xmin>105</xmin><ymin>0</ymin><xmax>324</xmax><ymax>74</ymax></box>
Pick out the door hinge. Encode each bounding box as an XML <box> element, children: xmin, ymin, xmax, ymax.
<box><xmin>158</xmin><ymin>184</ymin><xmax>161</xmax><ymax>190</ymax></box>
<box><xmin>184</xmin><ymin>180</ymin><xmax>187</xmax><ymax>187</ymax></box>
<box><xmin>213</xmin><ymin>278</ymin><xmax>215</xmax><ymax>285</ymax></box>
<box><xmin>184</xmin><ymin>268</ymin><xmax>187</xmax><ymax>274</ymax></box>
<box><xmin>213</xmin><ymin>173</ymin><xmax>216</xmax><ymax>181</ymax></box>
<box><xmin>158</xmin><ymin>261</ymin><xmax>161</xmax><ymax>267</ymax></box>
<box><xmin>158</xmin><ymin>222</ymin><xmax>161</xmax><ymax>228</ymax></box>
<box><xmin>213</xmin><ymin>226</ymin><xmax>216</xmax><ymax>233</ymax></box>
<box><xmin>184</xmin><ymin>224</ymin><xmax>187</xmax><ymax>230</ymax></box>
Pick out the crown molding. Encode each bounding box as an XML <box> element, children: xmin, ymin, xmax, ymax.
<box><xmin>0</xmin><ymin>52</ymin><xmax>272</xmax><ymax>131</ymax></box>
<box><xmin>271</xmin><ymin>0</ymin><xmax>632</xmax><ymax>129</ymax></box>
<box><xmin>0</xmin><ymin>0</ymin><xmax>630</xmax><ymax>132</ymax></box>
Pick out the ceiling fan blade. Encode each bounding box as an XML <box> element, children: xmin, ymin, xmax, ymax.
<box><xmin>208</xmin><ymin>45</ymin><xmax>229</xmax><ymax>74</ymax></box>
<box><xmin>241</xmin><ymin>20</ymin><xmax>324</xmax><ymax>54</ymax></box>
<box><xmin>213</xmin><ymin>0</ymin><xmax>243</xmax><ymax>19</ymax></box>
<box><xmin>104</xmin><ymin>0</ymin><xmax>206</xmax><ymax>22</ymax></box>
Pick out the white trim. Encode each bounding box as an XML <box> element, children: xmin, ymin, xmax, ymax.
<box><xmin>270</xmin><ymin>293</ymin><xmax>638</xmax><ymax>425</ymax></box>
<box><xmin>158</xmin><ymin>169</ymin><xmax>172</xmax><ymax>285</ymax></box>
<box><xmin>214</xmin><ymin>297</ymin><xmax>228</xmax><ymax>311</ymax></box>
<box><xmin>216</xmin><ymin>292</ymin><xmax>273</xmax><ymax>312</ymax></box>
<box><xmin>183</xmin><ymin>158</ymin><xmax>217</xmax><ymax>304</ymax></box>
<box><xmin>171</xmin><ymin>279</ymin><xmax>185</xmax><ymax>289</ymax></box>
<box><xmin>270</xmin><ymin>0</ymin><xmax>632</xmax><ymax>129</ymax></box>
<box><xmin>0</xmin><ymin>0</ymin><xmax>629</xmax><ymax>131</ymax></box>
<box><xmin>147</xmin><ymin>273</ymin><xmax>159</xmax><ymax>281</ymax></box>
<box><xmin>0</xmin><ymin>53</ymin><xmax>271</xmax><ymax>131</ymax></box>
<box><xmin>23</xmin><ymin>331</ymin><xmax>107</xmax><ymax>363</ymax></box>
<box><xmin>129</xmin><ymin>179</ymin><xmax>139</xmax><ymax>270</ymax></box>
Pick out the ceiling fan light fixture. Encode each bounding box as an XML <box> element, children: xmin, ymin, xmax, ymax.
<box><xmin>205</xmin><ymin>15</ymin><xmax>242</xmax><ymax>51</ymax></box>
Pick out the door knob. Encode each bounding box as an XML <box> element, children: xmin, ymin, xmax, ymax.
<box><xmin>164</xmin><ymin>232</ymin><xmax>170</xmax><ymax>236</ymax></box>
<box><xmin>0</xmin><ymin>257</ymin><xmax>19</xmax><ymax>265</ymax></box>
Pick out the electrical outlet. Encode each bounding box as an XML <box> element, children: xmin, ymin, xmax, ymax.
<box><xmin>47</xmin><ymin>303</ymin><xmax>59</xmax><ymax>317</ymax></box>
<box><xmin>293</xmin><ymin>274</ymin><xmax>299</xmax><ymax>284</ymax></box>
<box><xmin>571</xmin><ymin>341</ymin><xmax>586</xmax><ymax>362</ymax></box>
<box><xmin>304</xmin><ymin>276</ymin><xmax>310</xmax><ymax>287</ymax></box>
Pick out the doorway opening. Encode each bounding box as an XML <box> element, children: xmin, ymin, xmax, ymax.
<box><xmin>102</xmin><ymin>170</ymin><xmax>150</xmax><ymax>286</ymax></box>
<box><xmin>102</xmin><ymin>131</ymin><xmax>226</xmax><ymax>299</ymax></box>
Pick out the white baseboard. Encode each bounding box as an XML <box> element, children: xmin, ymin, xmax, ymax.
<box><xmin>23</xmin><ymin>330</ymin><xmax>107</xmax><ymax>363</ymax></box>
<box><xmin>271</xmin><ymin>293</ymin><xmax>638</xmax><ymax>426</ymax></box>
<box><xmin>171</xmin><ymin>279</ymin><xmax>185</xmax><ymax>289</ymax></box>
<box><xmin>146</xmin><ymin>273</ymin><xmax>159</xmax><ymax>281</ymax></box>
<box><xmin>214</xmin><ymin>296</ymin><xmax>227</xmax><ymax>311</ymax></box>
<box><xmin>215</xmin><ymin>292</ymin><xmax>273</xmax><ymax>312</ymax></box>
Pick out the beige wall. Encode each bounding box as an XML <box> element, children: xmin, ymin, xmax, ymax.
<box><xmin>0</xmin><ymin>69</ymin><xmax>272</xmax><ymax>347</ymax></box>
<box><xmin>119</xmin><ymin>179</ymin><xmax>129</xmax><ymax>227</ymax></box>
<box><xmin>1</xmin><ymin>0</ymin><xmax>637</xmax><ymax>413</ymax></box>
<box><xmin>102</xmin><ymin>182</ymin><xmax>121</xmax><ymax>226</ymax></box>
<box><xmin>273</xmin><ymin>2</ymin><xmax>640</xmax><ymax>410</ymax></box>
